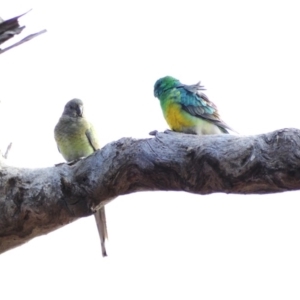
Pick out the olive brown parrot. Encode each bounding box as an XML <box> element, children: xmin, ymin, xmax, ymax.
<box><xmin>54</xmin><ymin>98</ymin><xmax>108</xmax><ymax>256</ymax></box>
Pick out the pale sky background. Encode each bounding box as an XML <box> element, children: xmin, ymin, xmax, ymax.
<box><xmin>1</xmin><ymin>1</ymin><xmax>300</xmax><ymax>299</ymax></box>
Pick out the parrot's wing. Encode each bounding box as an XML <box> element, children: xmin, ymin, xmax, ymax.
<box><xmin>56</xmin><ymin>145</ymin><xmax>61</xmax><ymax>153</ymax></box>
<box><xmin>85</xmin><ymin>124</ymin><xmax>100</xmax><ymax>151</ymax></box>
<box><xmin>178</xmin><ymin>81</ymin><xmax>206</xmax><ymax>94</ymax></box>
<box><xmin>180</xmin><ymin>85</ymin><xmax>236</xmax><ymax>133</ymax></box>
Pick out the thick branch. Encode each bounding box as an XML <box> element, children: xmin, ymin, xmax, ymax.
<box><xmin>1</xmin><ymin>128</ymin><xmax>300</xmax><ymax>253</ymax></box>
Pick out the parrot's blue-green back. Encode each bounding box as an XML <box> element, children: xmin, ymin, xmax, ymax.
<box><xmin>154</xmin><ymin>76</ymin><xmax>233</xmax><ymax>135</ymax></box>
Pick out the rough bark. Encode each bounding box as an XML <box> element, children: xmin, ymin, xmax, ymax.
<box><xmin>1</xmin><ymin>128</ymin><xmax>300</xmax><ymax>254</ymax></box>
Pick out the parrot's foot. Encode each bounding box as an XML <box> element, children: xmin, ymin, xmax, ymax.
<box><xmin>67</xmin><ymin>157</ymin><xmax>85</xmax><ymax>166</ymax></box>
<box><xmin>164</xmin><ymin>129</ymin><xmax>174</xmax><ymax>134</ymax></box>
<box><xmin>149</xmin><ymin>130</ymin><xmax>158</xmax><ymax>136</ymax></box>
<box><xmin>149</xmin><ymin>129</ymin><xmax>175</xmax><ymax>136</ymax></box>
<box><xmin>54</xmin><ymin>157</ymin><xmax>85</xmax><ymax>167</ymax></box>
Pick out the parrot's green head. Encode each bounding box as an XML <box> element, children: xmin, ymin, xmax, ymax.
<box><xmin>62</xmin><ymin>98</ymin><xmax>84</xmax><ymax>118</ymax></box>
<box><xmin>154</xmin><ymin>76</ymin><xmax>181</xmax><ymax>99</ymax></box>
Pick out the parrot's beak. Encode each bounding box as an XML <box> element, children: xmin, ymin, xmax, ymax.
<box><xmin>77</xmin><ymin>105</ymin><xmax>83</xmax><ymax>117</ymax></box>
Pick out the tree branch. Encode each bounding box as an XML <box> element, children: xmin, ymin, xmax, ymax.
<box><xmin>0</xmin><ymin>29</ymin><xmax>47</xmax><ymax>55</ymax></box>
<box><xmin>0</xmin><ymin>11</ymin><xmax>30</xmax><ymax>45</ymax></box>
<box><xmin>3</xmin><ymin>142</ymin><xmax>12</xmax><ymax>159</ymax></box>
<box><xmin>1</xmin><ymin>128</ymin><xmax>300</xmax><ymax>253</ymax></box>
<box><xmin>0</xmin><ymin>10</ymin><xmax>46</xmax><ymax>55</ymax></box>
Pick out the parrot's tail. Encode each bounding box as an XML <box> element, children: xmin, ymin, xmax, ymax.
<box><xmin>94</xmin><ymin>207</ymin><xmax>108</xmax><ymax>257</ymax></box>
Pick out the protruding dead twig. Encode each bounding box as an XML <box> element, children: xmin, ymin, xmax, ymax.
<box><xmin>3</xmin><ymin>142</ymin><xmax>12</xmax><ymax>159</ymax></box>
<box><xmin>0</xmin><ymin>29</ymin><xmax>47</xmax><ymax>54</ymax></box>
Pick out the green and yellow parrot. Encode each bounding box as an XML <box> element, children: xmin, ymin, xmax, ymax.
<box><xmin>154</xmin><ymin>76</ymin><xmax>234</xmax><ymax>135</ymax></box>
<box><xmin>54</xmin><ymin>98</ymin><xmax>108</xmax><ymax>257</ymax></box>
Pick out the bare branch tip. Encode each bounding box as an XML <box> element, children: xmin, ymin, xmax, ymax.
<box><xmin>3</xmin><ymin>142</ymin><xmax>12</xmax><ymax>159</ymax></box>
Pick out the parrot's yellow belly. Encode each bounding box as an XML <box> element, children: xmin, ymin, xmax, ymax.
<box><xmin>164</xmin><ymin>103</ymin><xmax>195</xmax><ymax>132</ymax></box>
<box><xmin>163</xmin><ymin>102</ymin><xmax>222</xmax><ymax>135</ymax></box>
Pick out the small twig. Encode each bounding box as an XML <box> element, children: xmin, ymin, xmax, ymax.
<box><xmin>3</xmin><ymin>142</ymin><xmax>12</xmax><ymax>159</ymax></box>
<box><xmin>0</xmin><ymin>29</ymin><xmax>47</xmax><ymax>54</ymax></box>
